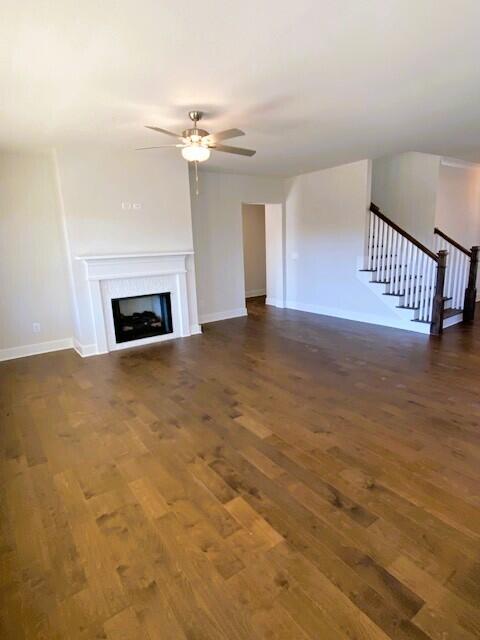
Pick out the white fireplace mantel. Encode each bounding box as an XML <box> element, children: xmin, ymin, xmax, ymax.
<box><xmin>75</xmin><ymin>250</ymin><xmax>199</xmax><ymax>355</ymax></box>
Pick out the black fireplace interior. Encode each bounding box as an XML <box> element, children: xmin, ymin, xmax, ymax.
<box><xmin>111</xmin><ymin>292</ymin><xmax>173</xmax><ymax>344</ymax></box>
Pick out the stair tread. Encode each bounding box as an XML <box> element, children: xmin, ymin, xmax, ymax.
<box><xmin>370</xmin><ymin>276</ymin><xmax>422</xmax><ymax>284</ymax></box>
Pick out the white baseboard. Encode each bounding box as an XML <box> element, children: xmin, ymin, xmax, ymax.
<box><xmin>284</xmin><ymin>300</ymin><xmax>431</xmax><ymax>335</ymax></box>
<box><xmin>0</xmin><ymin>338</ymin><xmax>74</xmax><ymax>363</ymax></box>
<box><xmin>73</xmin><ymin>340</ymin><xmax>99</xmax><ymax>358</ymax></box>
<box><xmin>265</xmin><ymin>297</ymin><xmax>285</xmax><ymax>308</ymax></box>
<box><xmin>443</xmin><ymin>313</ymin><xmax>464</xmax><ymax>329</ymax></box>
<box><xmin>73</xmin><ymin>326</ymin><xmax>202</xmax><ymax>357</ymax></box>
<box><xmin>246</xmin><ymin>288</ymin><xmax>266</xmax><ymax>298</ymax></box>
<box><xmin>199</xmin><ymin>307</ymin><xmax>247</xmax><ymax>324</ymax></box>
<box><xmin>190</xmin><ymin>324</ymin><xmax>203</xmax><ymax>335</ymax></box>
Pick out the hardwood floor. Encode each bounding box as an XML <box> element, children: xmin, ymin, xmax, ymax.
<box><xmin>1</xmin><ymin>298</ymin><xmax>480</xmax><ymax>639</ymax></box>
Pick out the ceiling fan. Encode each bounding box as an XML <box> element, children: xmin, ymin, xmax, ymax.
<box><xmin>137</xmin><ymin>110</ymin><xmax>256</xmax><ymax>163</ymax></box>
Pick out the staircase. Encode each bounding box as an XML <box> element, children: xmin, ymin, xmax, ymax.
<box><xmin>360</xmin><ymin>203</ymin><xmax>479</xmax><ymax>335</ymax></box>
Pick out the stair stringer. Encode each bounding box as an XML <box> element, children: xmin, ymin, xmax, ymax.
<box><xmin>357</xmin><ymin>269</ymin><xmax>431</xmax><ymax>334</ymax></box>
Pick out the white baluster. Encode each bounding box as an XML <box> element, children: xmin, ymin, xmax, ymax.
<box><xmin>374</xmin><ymin>215</ymin><xmax>380</xmax><ymax>272</ymax></box>
<box><xmin>381</xmin><ymin>221</ymin><xmax>388</xmax><ymax>283</ymax></box>
<box><xmin>452</xmin><ymin>248</ymin><xmax>460</xmax><ymax>308</ymax></box>
<box><xmin>369</xmin><ymin>214</ymin><xmax>374</xmax><ymax>269</ymax></box>
<box><xmin>455</xmin><ymin>251</ymin><xmax>462</xmax><ymax>309</ymax></box>
<box><xmin>382</xmin><ymin>222</ymin><xmax>388</xmax><ymax>286</ymax></box>
<box><xmin>404</xmin><ymin>242</ymin><xmax>413</xmax><ymax>307</ymax></box>
<box><xmin>417</xmin><ymin>252</ymin><xmax>424</xmax><ymax>319</ymax></box>
<box><xmin>393</xmin><ymin>234</ymin><xmax>399</xmax><ymax>294</ymax></box>
<box><xmin>400</xmin><ymin>237</ymin><xmax>407</xmax><ymax>297</ymax></box>
<box><xmin>448</xmin><ymin>248</ymin><xmax>455</xmax><ymax>308</ymax></box>
<box><xmin>377</xmin><ymin>219</ymin><xmax>384</xmax><ymax>280</ymax></box>
<box><xmin>444</xmin><ymin>242</ymin><xmax>452</xmax><ymax>300</ymax></box>
<box><xmin>456</xmin><ymin>250</ymin><xmax>463</xmax><ymax>308</ymax></box>
<box><xmin>386</xmin><ymin>225</ymin><xmax>393</xmax><ymax>291</ymax></box>
<box><xmin>421</xmin><ymin>258</ymin><xmax>428</xmax><ymax>321</ymax></box>
<box><xmin>413</xmin><ymin>248</ymin><xmax>421</xmax><ymax>310</ymax></box>
<box><xmin>461</xmin><ymin>254</ymin><xmax>468</xmax><ymax>309</ymax></box>
<box><xmin>369</xmin><ymin>211</ymin><xmax>375</xmax><ymax>270</ymax></box>
<box><xmin>427</xmin><ymin>258</ymin><xmax>434</xmax><ymax>321</ymax></box>
<box><xmin>424</xmin><ymin>260</ymin><xmax>430</xmax><ymax>322</ymax></box>
<box><xmin>381</xmin><ymin>221</ymin><xmax>387</xmax><ymax>282</ymax></box>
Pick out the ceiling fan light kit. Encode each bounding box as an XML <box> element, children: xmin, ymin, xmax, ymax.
<box><xmin>181</xmin><ymin>142</ymin><xmax>211</xmax><ymax>162</ymax></box>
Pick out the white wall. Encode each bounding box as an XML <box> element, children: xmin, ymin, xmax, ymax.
<box><xmin>265</xmin><ymin>204</ymin><xmax>284</xmax><ymax>307</ymax></box>
<box><xmin>56</xmin><ymin>148</ymin><xmax>199</xmax><ymax>349</ymax></box>
<box><xmin>435</xmin><ymin>162</ymin><xmax>480</xmax><ymax>249</ymax></box>
<box><xmin>285</xmin><ymin>159</ymin><xmax>412</xmax><ymax>326</ymax></box>
<box><xmin>242</xmin><ymin>204</ymin><xmax>266</xmax><ymax>297</ymax></box>
<box><xmin>435</xmin><ymin>161</ymin><xmax>480</xmax><ymax>292</ymax></box>
<box><xmin>0</xmin><ymin>152</ymin><xmax>73</xmax><ymax>358</ymax></box>
<box><xmin>372</xmin><ymin>152</ymin><xmax>441</xmax><ymax>247</ymax></box>
<box><xmin>190</xmin><ymin>169</ymin><xmax>284</xmax><ymax>323</ymax></box>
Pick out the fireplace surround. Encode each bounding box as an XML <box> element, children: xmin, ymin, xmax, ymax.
<box><xmin>76</xmin><ymin>251</ymin><xmax>199</xmax><ymax>354</ymax></box>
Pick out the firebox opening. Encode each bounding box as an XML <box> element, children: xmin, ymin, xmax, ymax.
<box><xmin>111</xmin><ymin>292</ymin><xmax>173</xmax><ymax>344</ymax></box>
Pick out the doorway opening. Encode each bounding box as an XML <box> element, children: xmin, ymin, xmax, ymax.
<box><xmin>241</xmin><ymin>202</ymin><xmax>284</xmax><ymax>313</ymax></box>
<box><xmin>242</xmin><ymin>204</ymin><xmax>266</xmax><ymax>305</ymax></box>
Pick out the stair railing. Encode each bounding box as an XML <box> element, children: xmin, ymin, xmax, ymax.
<box><xmin>368</xmin><ymin>204</ymin><xmax>447</xmax><ymax>335</ymax></box>
<box><xmin>434</xmin><ymin>228</ymin><xmax>479</xmax><ymax>323</ymax></box>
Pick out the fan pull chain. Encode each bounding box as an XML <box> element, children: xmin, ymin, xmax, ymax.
<box><xmin>195</xmin><ymin>160</ymin><xmax>199</xmax><ymax>196</ymax></box>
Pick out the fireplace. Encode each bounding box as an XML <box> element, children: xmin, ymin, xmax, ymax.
<box><xmin>75</xmin><ymin>251</ymin><xmax>200</xmax><ymax>355</ymax></box>
<box><xmin>111</xmin><ymin>292</ymin><xmax>173</xmax><ymax>344</ymax></box>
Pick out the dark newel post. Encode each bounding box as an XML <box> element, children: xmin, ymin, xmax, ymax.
<box><xmin>430</xmin><ymin>250</ymin><xmax>447</xmax><ymax>336</ymax></box>
<box><xmin>463</xmin><ymin>246</ymin><xmax>479</xmax><ymax>323</ymax></box>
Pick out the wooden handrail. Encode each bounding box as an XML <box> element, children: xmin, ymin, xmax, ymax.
<box><xmin>370</xmin><ymin>203</ymin><xmax>438</xmax><ymax>262</ymax></box>
<box><xmin>434</xmin><ymin>227</ymin><xmax>471</xmax><ymax>257</ymax></box>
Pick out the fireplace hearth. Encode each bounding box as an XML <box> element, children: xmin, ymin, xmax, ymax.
<box><xmin>111</xmin><ymin>292</ymin><xmax>173</xmax><ymax>344</ymax></box>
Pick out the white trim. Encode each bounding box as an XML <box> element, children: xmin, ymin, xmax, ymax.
<box><xmin>109</xmin><ymin>329</ymin><xmax>180</xmax><ymax>352</ymax></box>
<box><xmin>190</xmin><ymin>324</ymin><xmax>202</xmax><ymax>335</ymax></box>
<box><xmin>443</xmin><ymin>312</ymin><xmax>463</xmax><ymax>329</ymax></box>
<box><xmin>199</xmin><ymin>308</ymin><xmax>247</xmax><ymax>324</ymax></box>
<box><xmin>73</xmin><ymin>339</ymin><xmax>102</xmax><ymax>357</ymax></box>
<box><xmin>76</xmin><ymin>253</ymin><xmax>193</xmax><ymax>354</ymax></box>
<box><xmin>284</xmin><ymin>300</ymin><xmax>431</xmax><ymax>334</ymax></box>
<box><xmin>246</xmin><ymin>288</ymin><xmax>266</xmax><ymax>298</ymax></box>
<box><xmin>72</xmin><ymin>326</ymin><xmax>203</xmax><ymax>357</ymax></box>
<box><xmin>0</xmin><ymin>338</ymin><xmax>73</xmax><ymax>362</ymax></box>
<box><xmin>265</xmin><ymin>296</ymin><xmax>285</xmax><ymax>308</ymax></box>
<box><xmin>441</xmin><ymin>157</ymin><xmax>480</xmax><ymax>170</ymax></box>
<box><xmin>86</xmin><ymin>269</ymin><xmax>186</xmax><ymax>282</ymax></box>
<box><xmin>76</xmin><ymin>250</ymin><xmax>194</xmax><ymax>261</ymax></box>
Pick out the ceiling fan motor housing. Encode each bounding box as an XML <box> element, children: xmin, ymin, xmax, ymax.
<box><xmin>182</xmin><ymin>127</ymin><xmax>209</xmax><ymax>140</ymax></box>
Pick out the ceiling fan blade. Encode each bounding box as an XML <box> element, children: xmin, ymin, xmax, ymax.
<box><xmin>210</xmin><ymin>143</ymin><xmax>256</xmax><ymax>157</ymax></box>
<box><xmin>145</xmin><ymin>126</ymin><xmax>184</xmax><ymax>139</ymax></box>
<box><xmin>204</xmin><ymin>128</ymin><xmax>245</xmax><ymax>143</ymax></box>
<box><xmin>136</xmin><ymin>145</ymin><xmax>186</xmax><ymax>150</ymax></box>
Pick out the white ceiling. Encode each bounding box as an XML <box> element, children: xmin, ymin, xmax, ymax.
<box><xmin>2</xmin><ymin>0</ymin><xmax>480</xmax><ymax>176</ymax></box>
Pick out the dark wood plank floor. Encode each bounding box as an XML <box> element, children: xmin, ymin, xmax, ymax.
<box><xmin>1</xmin><ymin>298</ymin><xmax>480</xmax><ymax>639</ymax></box>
